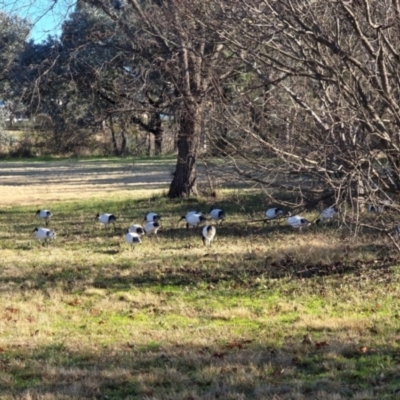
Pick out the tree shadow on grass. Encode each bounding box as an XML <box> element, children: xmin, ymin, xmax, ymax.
<box><xmin>94</xmin><ymin>249</ymin><xmax>121</xmax><ymax>255</ymax></box>
<box><xmin>2</xmin><ymin>336</ymin><xmax>400</xmax><ymax>399</ymax></box>
<box><xmin>0</xmin><ymin>241</ymin><xmax>396</xmax><ymax>296</ymax></box>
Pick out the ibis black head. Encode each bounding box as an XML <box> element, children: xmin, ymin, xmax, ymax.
<box><xmin>153</xmin><ymin>222</ymin><xmax>160</xmax><ymax>228</ymax></box>
<box><xmin>200</xmin><ymin>215</ymin><xmax>207</xmax><ymax>222</ymax></box>
<box><xmin>315</xmin><ymin>218</ymin><xmax>321</xmax><ymax>225</ymax></box>
<box><xmin>109</xmin><ymin>214</ymin><xmax>117</xmax><ymax>223</ymax></box>
<box><xmin>179</xmin><ymin>216</ymin><xmax>186</xmax><ymax>222</ymax></box>
<box><xmin>32</xmin><ymin>227</ymin><xmax>39</xmax><ymax>233</ymax></box>
<box><xmin>35</xmin><ymin>210</ymin><xmax>40</xmax><ymax>215</ymax></box>
<box><xmin>95</xmin><ymin>213</ymin><xmax>100</xmax><ymax>219</ymax></box>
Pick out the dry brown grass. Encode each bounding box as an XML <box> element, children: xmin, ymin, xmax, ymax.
<box><xmin>0</xmin><ymin>159</ymin><xmax>173</xmax><ymax>205</ymax></box>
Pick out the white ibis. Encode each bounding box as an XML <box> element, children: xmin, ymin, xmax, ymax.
<box><xmin>287</xmin><ymin>215</ymin><xmax>311</xmax><ymax>230</ymax></box>
<box><xmin>35</xmin><ymin>210</ymin><xmax>52</xmax><ymax>226</ymax></box>
<box><xmin>143</xmin><ymin>212</ymin><xmax>161</xmax><ymax>223</ymax></box>
<box><xmin>96</xmin><ymin>213</ymin><xmax>117</xmax><ymax>231</ymax></box>
<box><xmin>124</xmin><ymin>230</ymin><xmax>141</xmax><ymax>249</ymax></box>
<box><xmin>32</xmin><ymin>227</ymin><xmax>56</xmax><ymax>244</ymax></box>
<box><xmin>128</xmin><ymin>224</ymin><xmax>145</xmax><ymax>236</ymax></box>
<box><xmin>316</xmin><ymin>207</ymin><xmax>338</xmax><ymax>224</ymax></box>
<box><xmin>202</xmin><ymin>225</ymin><xmax>216</xmax><ymax>246</ymax></box>
<box><xmin>179</xmin><ymin>212</ymin><xmax>207</xmax><ymax>230</ymax></box>
<box><xmin>209</xmin><ymin>207</ymin><xmax>225</xmax><ymax>225</ymax></box>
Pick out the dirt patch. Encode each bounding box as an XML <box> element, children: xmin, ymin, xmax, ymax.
<box><xmin>0</xmin><ymin>159</ymin><xmax>176</xmax><ymax>205</ymax></box>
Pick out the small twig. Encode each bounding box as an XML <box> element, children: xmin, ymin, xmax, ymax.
<box><xmin>200</xmin><ymin>158</ymin><xmax>215</xmax><ymax>194</ymax></box>
<box><xmin>387</xmin><ymin>233</ymin><xmax>400</xmax><ymax>254</ymax></box>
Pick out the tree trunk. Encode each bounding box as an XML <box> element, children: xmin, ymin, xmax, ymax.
<box><xmin>151</xmin><ymin>113</ymin><xmax>163</xmax><ymax>156</ymax></box>
<box><xmin>109</xmin><ymin>116</ymin><xmax>119</xmax><ymax>156</ymax></box>
<box><xmin>154</xmin><ymin>132</ymin><xmax>163</xmax><ymax>156</ymax></box>
<box><xmin>147</xmin><ymin>133</ymin><xmax>152</xmax><ymax>156</ymax></box>
<box><xmin>120</xmin><ymin>130</ymin><xmax>127</xmax><ymax>156</ymax></box>
<box><xmin>168</xmin><ymin>104</ymin><xmax>203</xmax><ymax>198</ymax></box>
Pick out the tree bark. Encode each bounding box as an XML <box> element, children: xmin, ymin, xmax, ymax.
<box><xmin>151</xmin><ymin>113</ymin><xmax>163</xmax><ymax>156</ymax></box>
<box><xmin>120</xmin><ymin>130</ymin><xmax>127</xmax><ymax>156</ymax></box>
<box><xmin>154</xmin><ymin>132</ymin><xmax>163</xmax><ymax>156</ymax></box>
<box><xmin>168</xmin><ymin>104</ymin><xmax>203</xmax><ymax>197</ymax></box>
<box><xmin>109</xmin><ymin>116</ymin><xmax>119</xmax><ymax>156</ymax></box>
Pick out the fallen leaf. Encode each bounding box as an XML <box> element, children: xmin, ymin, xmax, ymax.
<box><xmin>315</xmin><ymin>341</ymin><xmax>329</xmax><ymax>349</ymax></box>
<box><xmin>67</xmin><ymin>299</ymin><xmax>81</xmax><ymax>306</ymax></box>
<box><xmin>360</xmin><ymin>346</ymin><xmax>368</xmax><ymax>353</ymax></box>
<box><xmin>212</xmin><ymin>352</ymin><xmax>225</xmax><ymax>359</ymax></box>
<box><xmin>225</xmin><ymin>341</ymin><xmax>243</xmax><ymax>350</ymax></box>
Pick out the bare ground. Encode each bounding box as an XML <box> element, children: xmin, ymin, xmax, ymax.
<box><xmin>0</xmin><ymin>159</ymin><xmax>177</xmax><ymax>205</ymax></box>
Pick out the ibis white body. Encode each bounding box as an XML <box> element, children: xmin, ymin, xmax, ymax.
<box><xmin>287</xmin><ymin>215</ymin><xmax>311</xmax><ymax>229</ymax></box>
<box><xmin>187</xmin><ymin>210</ymin><xmax>202</xmax><ymax>215</ymax></box>
<box><xmin>96</xmin><ymin>213</ymin><xmax>116</xmax><ymax>225</ymax></box>
<box><xmin>143</xmin><ymin>212</ymin><xmax>160</xmax><ymax>223</ymax></box>
<box><xmin>209</xmin><ymin>208</ymin><xmax>225</xmax><ymax>224</ymax></box>
<box><xmin>186</xmin><ymin>210</ymin><xmax>203</xmax><ymax>219</ymax></box>
<box><xmin>180</xmin><ymin>212</ymin><xmax>207</xmax><ymax>229</ymax></box>
<box><xmin>32</xmin><ymin>227</ymin><xmax>56</xmax><ymax>241</ymax></box>
<box><xmin>124</xmin><ymin>231</ymin><xmax>141</xmax><ymax>249</ymax></box>
<box><xmin>144</xmin><ymin>221</ymin><xmax>160</xmax><ymax>236</ymax></box>
<box><xmin>316</xmin><ymin>207</ymin><xmax>338</xmax><ymax>224</ymax></box>
<box><xmin>202</xmin><ymin>225</ymin><xmax>216</xmax><ymax>245</ymax></box>
<box><xmin>128</xmin><ymin>224</ymin><xmax>145</xmax><ymax>236</ymax></box>
<box><xmin>265</xmin><ymin>208</ymin><xmax>284</xmax><ymax>220</ymax></box>
<box><xmin>36</xmin><ymin>210</ymin><xmax>52</xmax><ymax>225</ymax></box>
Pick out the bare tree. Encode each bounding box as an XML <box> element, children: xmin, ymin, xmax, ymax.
<box><xmin>75</xmin><ymin>0</ymin><xmax>230</xmax><ymax>197</ymax></box>
<box><xmin>197</xmin><ymin>0</ymin><xmax>400</xmax><ymax>228</ymax></box>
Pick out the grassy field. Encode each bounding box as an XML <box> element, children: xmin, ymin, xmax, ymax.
<box><xmin>0</xmin><ymin>157</ymin><xmax>176</xmax><ymax>206</ymax></box>
<box><xmin>0</xmin><ymin>159</ymin><xmax>400</xmax><ymax>399</ymax></box>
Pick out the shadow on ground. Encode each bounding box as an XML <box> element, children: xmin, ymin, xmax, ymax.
<box><xmin>1</xmin><ymin>337</ymin><xmax>400</xmax><ymax>399</ymax></box>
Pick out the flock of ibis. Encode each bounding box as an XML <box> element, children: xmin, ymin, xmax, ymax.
<box><xmin>30</xmin><ymin>205</ymin><xmax>347</xmax><ymax>249</ymax></box>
